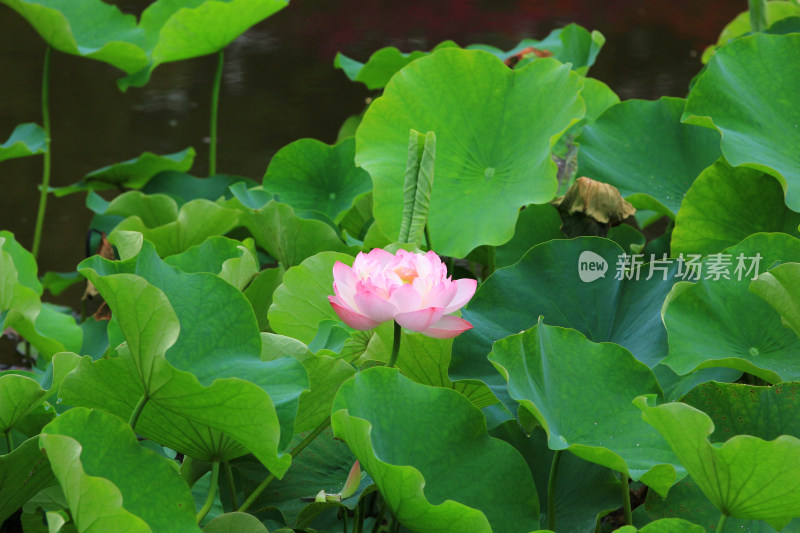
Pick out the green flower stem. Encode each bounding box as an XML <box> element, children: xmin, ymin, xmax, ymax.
<box><xmin>370</xmin><ymin>495</ymin><xmax>387</xmax><ymax>533</ymax></box>
<box><xmin>354</xmin><ymin>496</ymin><xmax>365</xmax><ymax>533</ymax></box>
<box><xmin>749</xmin><ymin>0</ymin><xmax>768</xmax><ymax>32</ymax></box>
<box><xmin>547</xmin><ymin>450</ymin><xmax>562</xmax><ymax>530</ymax></box>
<box><xmin>209</xmin><ymin>49</ymin><xmax>224</xmax><ymax>176</ymax></box>
<box><xmin>621</xmin><ymin>474</ymin><xmax>633</xmax><ymax>525</ymax></box>
<box><xmin>128</xmin><ymin>394</ymin><xmax>149</xmax><ymax>431</ymax></box>
<box><xmin>717</xmin><ymin>512</ymin><xmax>729</xmax><ymax>533</ymax></box>
<box><xmin>238</xmin><ymin>417</ymin><xmax>332</xmax><ymax>512</ymax></box>
<box><xmin>5</xmin><ymin>431</ymin><xmax>13</xmax><ymax>453</ymax></box>
<box><xmin>485</xmin><ymin>246</ymin><xmax>496</xmax><ymax>281</ymax></box>
<box><xmin>223</xmin><ymin>460</ymin><xmax>237</xmax><ymax>509</ymax></box>
<box><xmin>196</xmin><ymin>460</ymin><xmax>220</xmax><ymax>524</ymax></box>
<box><xmin>388</xmin><ymin>320</ymin><xmax>402</xmax><ymax>368</ymax></box>
<box><xmin>181</xmin><ymin>456</ymin><xmax>195</xmax><ymax>480</ymax></box>
<box><xmin>594</xmin><ymin>514</ymin><xmax>602</xmax><ymax>533</ymax></box>
<box><xmin>32</xmin><ymin>45</ymin><xmax>52</xmax><ymax>260</ymax></box>
<box><xmin>389</xmin><ymin>515</ymin><xmax>400</xmax><ymax>533</ymax></box>
<box><xmin>424</xmin><ymin>225</ymin><xmax>433</xmax><ymax>251</ymax></box>
<box><xmin>340</xmin><ymin>507</ymin><xmax>349</xmax><ymax>533</ymax></box>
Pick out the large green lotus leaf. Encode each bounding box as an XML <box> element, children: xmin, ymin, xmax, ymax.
<box><xmin>651</xmin><ymin>364</ymin><xmax>741</xmax><ymax>403</ymax></box>
<box><xmin>60</xmin><ymin>241</ymin><xmax>306</xmax><ymax>471</ymax></box>
<box><xmin>0</xmin><ymin>373</ymin><xmax>53</xmax><ymax>441</ymax></box>
<box><xmin>578</xmin><ymin>77</ymin><xmax>619</xmax><ymax>122</ymax></box>
<box><xmin>0</xmin><ymin>0</ymin><xmax>147</xmax><ymax>72</ymax></box>
<box><xmin>41</xmin><ymin>271</ymin><xmax>84</xmax><ymax>297</ymax></box>
<box><xmin>114</xmin><ymin>198</ymin><xmax>239</xmax><ymax>257</ymax></box>
<box><xmin>332</xmin><ymin>367</ymin><xmax>539</xmax><ymax>533</ymax></box>
<box><xmin>0</xmin><ymin>230</ymin><xmax>41</xmax><ymax>293</ymax></box>
<box><xmin>54</xmin><ymin>148</ymin><xmax>195</xmax><ymax>196</ymax></box>
<box><xmin>553</xmin><ymin>76</ymin><xmax>619</xmax><ymax>160</ymax></box>
<box><xmin>83</xmin><ymin>236</ymin><xmax>307</xmax><ymax>444</ymax></box>
<box><xmin>232</xmin><ymin>426</ymin><xmax>372</xmax><ymax>528</ymax></box>
<box><xmin>119</xmin><ymin>0</ymin><xmax>287</xmax><ymax>90</ymax></box>
<box><xmin>495</xmin><ymin>204</ymin><xmax>564</xmax><ymax>269</ymax></box>
<box><xmin>334</xmin><ymin>41</ymin><xmax>458</xmax><ymax>90</ymax></box>
<box><xmin>672</xmin><ymin>159</ymin><xmax>800</xmax><ymax>256</ymax></box>
<box><xmin>142</xmin><ymin>171</ymin><xmax>259</xmax><ymax>205</ymax></box>
<box><xmin>104</xmin><ymin>191</ymin><xmax>179</xmax><ymax>227</ymax></box>
<box><xmin>492</xmin><ymin>423</ymin><xmax>621</xmax><ymax>532</ymax></box>
<box><xmin>356</xmin><ymin>48</ymin><xmax>584</xmax><ymax>258</ymax></box>
<box><xmin>61</xmin><ymin>352</ymin><xmax>293</xmax><ymax>470</ymax></box>
<box><xmin>662</xmin><ymin>233</ymin><xmax>800</xmax><ymax>383</ymax></box>
<box><xmin>646</xmin><ymin>477</ymin><xmax>800</xmax><ymax>532</ymax></box>
<box><xmin>374</xmin><ymin>327</ymin><xmax>496</xmax><ymax>408</ymax></box>
<box><xmin>263</xmin><ymin>137</ymin><xmax>372</xmax><ymax>224</ymax></box>
<box><xmin>40</xmin><ymin>407</ymin><xmax>199</xmax><ymax>532</ymax></box>
<box><xmin>684</xmin><ymin>33</ymin><xmax>800</xmax><ymax>211</ymax></box>
<box><xmin>269</xmin><ymin>252</ymin><xmax>354</xmax><ymax>344</ymax></box>
<box><xmin>228</xmin><ymin>190</ymin><xmax>350</xmax><ymax>268</ymax></box>
<box><xmin>701</xmin><ymin>1</ymin><xmax>800</xmax><ymax>62</ymax></box>
<box><xmin>615</xmin><ymin>519</ymin><xmax>706</xmax><ymax>533</ymax></box>
<box><xmin>0</xmin><ymin>352</ymin><xmax>79</xmax><ymax>435</ymax></box>
<box><xmin>750</xmin><ymin>262</ymin><xmax>800</xmax><ymax>338</ymax></box>
<box><xmin>690</xmin><ymin>375</ymin><xmax>800</xmax><ymax>441</ymax></box>
<box><xmin>245</xmin><ymin>267</ymin><xmax>284</xmax><ymax>332</ymax></box>
<box><xmin>489</xmin><ymin>321</ymin><xmax>683</xmax><ymax>497</ymax></box>
<box><xmin>261</xmin><ymin>333</ymin><xmax>354</xmax><ymax>435</ymax></box>
<box><xmin>0</xmin><ymin>123</ymin><xmax>46</xmax><ymax>162</ymax></box>
<box><xmin>577</xmin><ymin>97</ymin><xmax>721</xmax><ymax>217</ymax></box>
<box><xmin>0</xmin><ymin>436</ymin><xmax>54</xmax><ymax>525</ymax></box>
<box><xmin>203</xmin><ymin>513</ymin><xmax>269</xmax><ymax>533</ymax></box>
<box><xmin>0</xmin><ymin>234</ymin><xmax>81</xmax><ymax>360</ymax></box>
<box><xmin>163</xmin><ymin>235</ymin><xmax>258</xmax><ymax>290</ymax></box>
<box><xmin>338</xmin><ymin>192</ymin><xmax>372</xmax><ymax>242</ymax></box>
<box><xmin>637</xmin><ymin>396</ymin><xmax>800</xmax><ymax>529</ymax></box>
<box><xmin>451</xmin><ymin>237</ymin><xmax>682</xmax><ymax>406</ymax></box>
<box><xmin>646</xmin><ymin>381</ymin><xmax>800</xmax><ymax>531</ymax></box>
<box><xmin>468</xmin><ymin>23</ymin><xmax>605</xmax><ymax>75</ymax></box>
<box><xmin>768</xmin><ymin>15</ymin><xmax>800</xmax><ymax>33</ymax></box>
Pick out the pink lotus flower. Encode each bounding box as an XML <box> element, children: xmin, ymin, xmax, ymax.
<box><xmin>329</xmin><ymin>249</ymin><xmax>477</xmax><ymax>339</ymax></box>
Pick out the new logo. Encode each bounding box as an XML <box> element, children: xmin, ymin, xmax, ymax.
<box><xmin>578</xmin><ymin>251</ymin><xmax>608</xmax><ymax>282</ymax></box>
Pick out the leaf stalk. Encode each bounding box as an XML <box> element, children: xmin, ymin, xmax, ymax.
<box><xmin>749</xmin><ymin>0</ymin><xmax>768</xmax><ymax>32</ymax></box>
<box><xmin>717</xmin><ymin>512</ymin><xmax>728</xmax><ymax>533</ymax></box>
<box><xmin>196</xmin><ymin>460</ymin><xmax>220</xmax><ymax>524</ymax></box>
<box><xmin>547</xmin><ymin>450</ymin><xmax>562</xmax><ymax>530</ymax></box>
<box><xmin>223</xmin><ymin>460</ymin><xmax>237</xmax><ymax>510</ymax></box>
<box><xmin>354</xmin><ymin>496</ymin><xmax>366</xmax><ymax>533</ymax></box>
<box><xmin>209</xmin><ymin>49</ymin><xmax>224</xmax><ymax>176</ymax></box>
<box><xmin>621</xmin><ymin>474</ymin><xmax>633</xmax><ymax>525</ymax></box>
<box><xmin>238</xmin><ymin>417</ymin><xmax>332</xmax><ymax>512</ymax></box>
<box><xmin>388</xmin><ymin>320</ymin><xmax>402</xmax><ymax>368</ymax></box>
<box><xmin>128</xmin><ymin>394</ymin><xmax>149</xmax><ymax>431</ymax></box>
<box><xmin>32</xmin><ymin>46</ymin><xmax>52</xmax><ymax>259</ymax></box>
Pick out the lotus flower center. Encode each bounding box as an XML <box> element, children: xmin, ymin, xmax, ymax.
<box><xmin>393</xmin><ymin>266</ymin><xmax>419</xmax><ymax>284</ymax></box>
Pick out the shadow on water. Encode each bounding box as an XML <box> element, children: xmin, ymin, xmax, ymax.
<box><xmin>0</xmin><ymin>0</ymin><xmax>741</xmax><ymax>362</ymax></box>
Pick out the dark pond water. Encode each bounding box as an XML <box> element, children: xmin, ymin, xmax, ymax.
<box><xmin>0</xmin><ymin>0</ymin><xmax>742</xmax><ymax>281</ymax></box>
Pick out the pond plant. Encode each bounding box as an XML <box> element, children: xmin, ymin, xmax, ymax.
<box><xmin>2</xmin><ymin>0</ymin><xmax>800</xmax><ymax>531</ymax></box>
